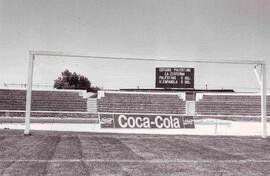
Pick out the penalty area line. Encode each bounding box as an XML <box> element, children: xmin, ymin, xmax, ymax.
<box><xmin>0</xmin><ymin>159</ymin><xmax>269</xmax><ymax>163</ymax></box>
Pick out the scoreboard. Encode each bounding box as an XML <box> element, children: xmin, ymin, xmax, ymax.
<box><xmin>156</xmin><ymin>67</ymin><xmax>194</xmax><ymax>89</ymax></box>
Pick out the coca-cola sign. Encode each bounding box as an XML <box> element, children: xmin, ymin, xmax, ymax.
<box><xmin>99</xmin><ymin>114</ymin><xmax>195</xmax><ymax>129</ymax></box>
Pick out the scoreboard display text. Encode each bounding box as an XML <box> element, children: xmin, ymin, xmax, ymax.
<box><xmin>156</xmin><ymin>67</ymin><xmax>194</xmax><ymax>88</ymax></box>
<box><xmin>99</xmin><ymin>114</ymin><xmax>195</xmax><ymax>129</ymax></box>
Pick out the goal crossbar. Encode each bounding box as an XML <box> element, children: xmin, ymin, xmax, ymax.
<box><xmin>24</xmin><ymin>50</ymin><xmax>268</xmax><ymax>138</ymax></box>
<box><xmin>30</xmin><ymin>50</ymin><xmax>265</xmax><ymax>65</ymax></box>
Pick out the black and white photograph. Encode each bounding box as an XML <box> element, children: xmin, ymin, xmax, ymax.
<box><xmin>0</xmin><ymin>0</ymin><xmax>269</xmax><ymax>175</ymax></box>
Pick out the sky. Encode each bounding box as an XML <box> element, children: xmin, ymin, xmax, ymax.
<box><xmin>0</xmin><ymin>0</ymin><xmax>269</xmax><ymax>91</ymax></box>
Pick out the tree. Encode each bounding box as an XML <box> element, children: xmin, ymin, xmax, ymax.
<box><xmin>87</xmin><ymin>86</ymin><xmax>101</xmax><ymax>93</ymax></box>
<box><xmin>54</xmin><ymin>69</ymin><xmax>91</xmax><ymax>90</ymax></box>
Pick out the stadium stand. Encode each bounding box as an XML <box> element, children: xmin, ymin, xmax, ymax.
<box><xmin>0</xmin><ymin>89</ymin><xmax>97</xmax><ymax>120</ymax></box>
<box><xmin>196</xmin><ymin>94</ymin><xmax>270</xmax><ymax>117</ymax></box>
<box><xmin>1</xmin><ymin>89</ymin><xmax>268</xmax><ymax>122</ymax></box>
<box><xmin>0</xmin><ymin>89</ymin><xmax>87</xmax><ymax>111</ymax></box>
<box><xmin>97</xmin><ymin>92</ymin><xmax>186</xmax><ymax>114</ymax></box>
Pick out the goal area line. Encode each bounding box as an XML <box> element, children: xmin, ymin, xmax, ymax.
<box><xmin>0</xmin><ymin>159</ymin><xmax>269</xmax><ymax>163</ymax></box>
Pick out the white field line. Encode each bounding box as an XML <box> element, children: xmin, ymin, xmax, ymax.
<box><xmin>0</xmin><ymin>117</ymin><xmax>97</xmax><ymax>120</ymax></box>
<box><xmin>0</xmin><ymin>159</ymin><xmax>269</xmax><ymax>163</ymax></box>
<box><xmin>97</xmin><ymin>112</ymin><xmax>185</xmax><ymax>116</ymax></box>
<box><xmin>0</xmin><ymin>110</ymin><xmax>92</xmax><ymax>114</ymax></box>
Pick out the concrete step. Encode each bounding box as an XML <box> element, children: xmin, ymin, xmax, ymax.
<box><xmin>87</xmin><ymin>98</ymin><xmax>97</xmax><ymax>113</ymax></box>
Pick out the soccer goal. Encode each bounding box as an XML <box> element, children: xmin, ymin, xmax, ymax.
<box><xmin>24</xmin><ymin>50</ymin><xmax>267</xmax><ymax>138</ymax></box>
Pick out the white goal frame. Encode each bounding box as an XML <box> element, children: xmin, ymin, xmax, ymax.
<box><xmin>24</xmin><ymin>50</ymin><xmax>268</xmax><ymax>138</ymax></box>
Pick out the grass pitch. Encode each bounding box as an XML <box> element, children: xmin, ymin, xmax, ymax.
<box><xmin>0</xmin><ymin>130</ymin><xmax>270</xmax><ymax>176</ymax></box>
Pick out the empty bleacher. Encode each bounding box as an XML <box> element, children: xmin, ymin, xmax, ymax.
<box><xmin>196</xmin><ymin>94</ymin><xmax>270</xmax><ymax>117</ymax></box>
<box><xmin>0</xmin><ymin>89</ymin><xmax>89</xmax><ymax>119</ymax></box>
<box><xmin>2</xmin><ymin>88</ymin><xmax>269</xmax><ymax>122</ymax></box>
<box><xmin>97</xmin><ymin>92</ymin><xmax>186</xmax><ymax>114</ymax></box>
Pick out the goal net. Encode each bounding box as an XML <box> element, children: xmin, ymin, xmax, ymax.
<box><xmin>12</xmin><ymin>51</ymin><xmax>268</xmax><ymax>137</ymax></box>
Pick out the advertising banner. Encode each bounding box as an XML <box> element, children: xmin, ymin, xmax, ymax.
<box><xmin>99</xmin><ymin>114</ymin><xmax>195</xmax><ymax>129</ymax></box>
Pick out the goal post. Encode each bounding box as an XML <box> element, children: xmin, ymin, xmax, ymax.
<box><xmin>24</xmin><ymin>50</ymin><xmax>267</xmax><ymax>138</ymax></box>
<box><xmin>261</xmin><ymin>63</ymin><xmax>267</xmax><ymax>138</ymax></box>
<box><xmin>24</xmin><ymin>52</ymin><xmax>34</xmax><ymax>135</ymax></box>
